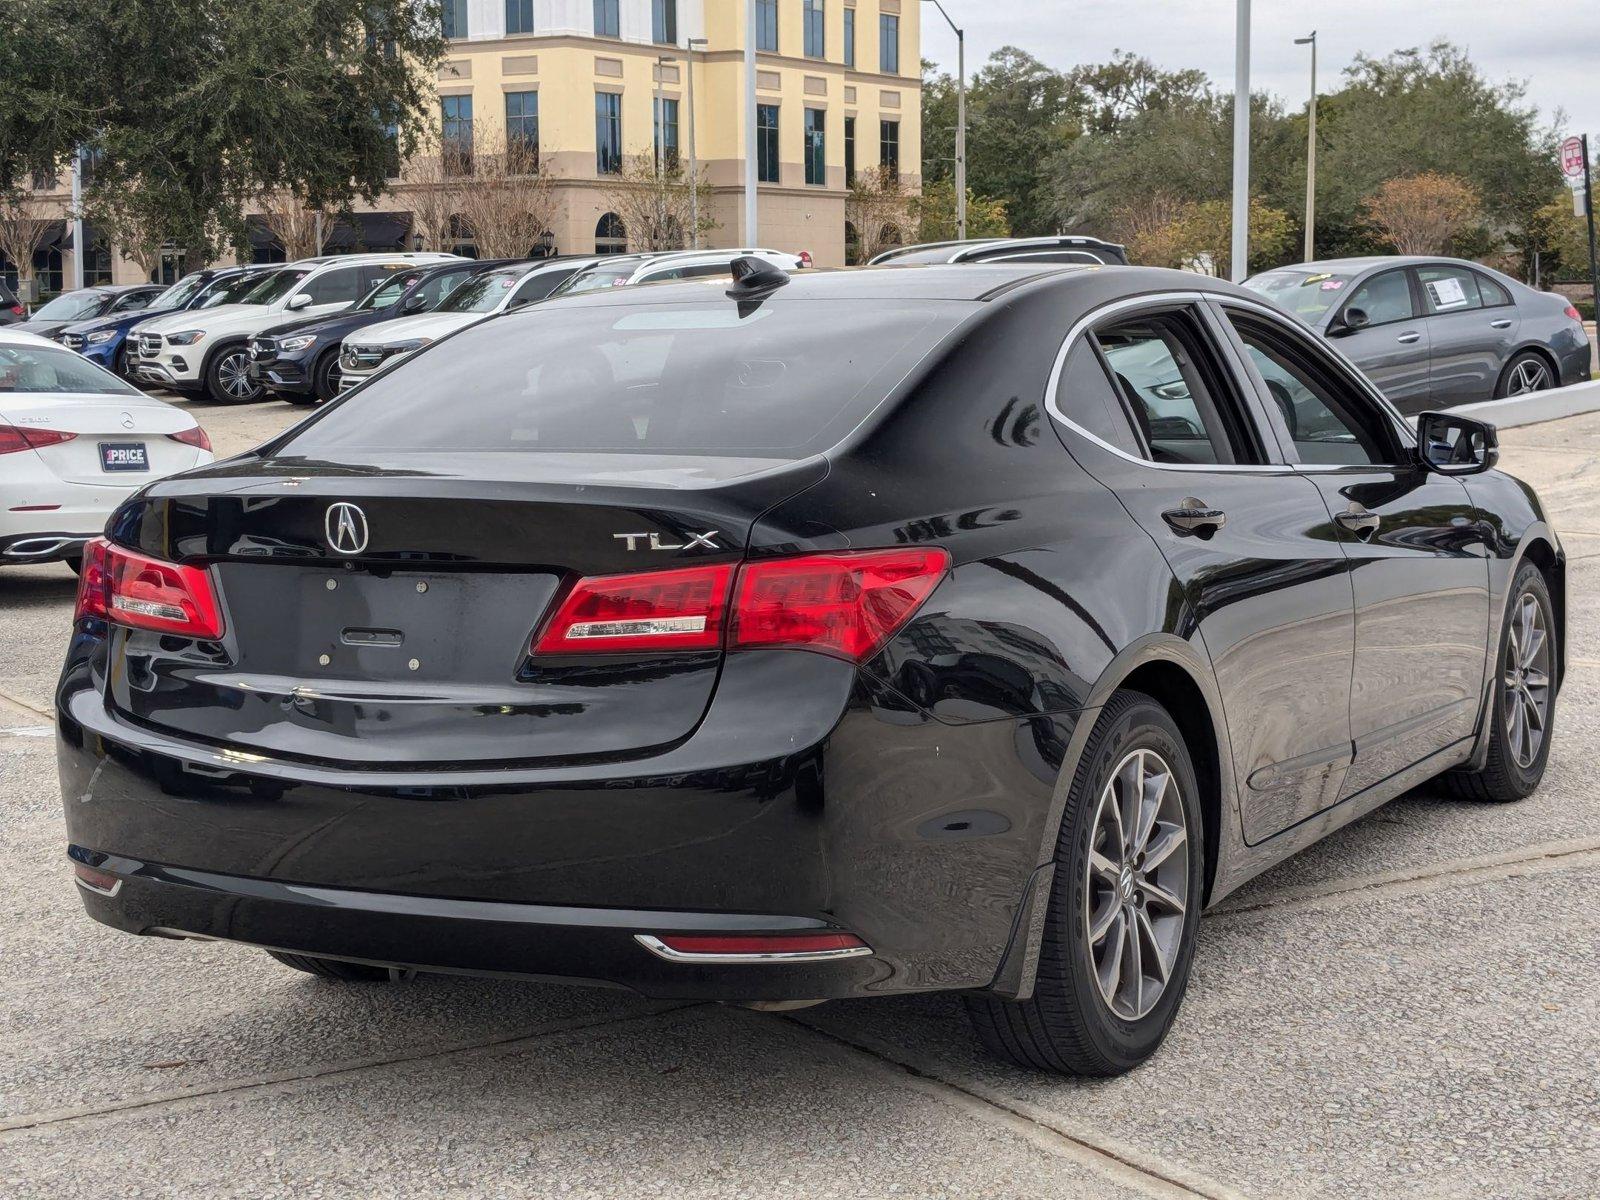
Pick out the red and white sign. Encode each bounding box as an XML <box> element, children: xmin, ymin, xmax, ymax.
<box><xmin>1560</xmin><ymin>136</ymin><xmax>1586</xmax><ymax>180</ymax></box>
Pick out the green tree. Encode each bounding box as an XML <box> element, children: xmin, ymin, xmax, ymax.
<box><xmin>911</xmin><ymin>179</ymin><xmax>1009</xmax><ymax>242</ymax></box>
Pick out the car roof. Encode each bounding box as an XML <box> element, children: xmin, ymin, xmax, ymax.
<box><xmin>1257</xmin><ymin>255</ymin><xmax>1504</xmax><ymax>276</ymax></box>
<box><xmin>874</xmin><ymin>236</ymin><xmax>1127</xmax><ymax>265</ymax></box>
<box><xmin>285</xmin><ymin>252</ymin><xmax>464</xmax><ymax>268</ymax></box>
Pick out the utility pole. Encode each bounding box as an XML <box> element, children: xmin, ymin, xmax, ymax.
<box><xmin>1295</xmin><ymin>31</ymin><xmax>1316</xmax><ymax>262</ymax></box>
<box><xmin>69</xmin><ymin>148</ymin><xmax>84</xmax><ymax>290</ymax></box>
<box><xmin>1229</xmin><ymin>0</ymin><xmax>1251</xmax><ymax>282</ymax></box>
<box><xmin>687</xmin><ymin>36</ymin><xmax>707</xmax><ymax>249</ymax></box>
<box><xmin>1584</xmin><ymin>135</ymin><xmax>1599</xmax><ymax>332</ymax></box>
<box><xmin>744</xmin><ymin>0</ymin><xmax>758</xmax><ymax>245</ymax></box>
<box><xmin>924</xmin><ymin>1</ymin><xmax>966</xmax><ymax>239</ymax></box>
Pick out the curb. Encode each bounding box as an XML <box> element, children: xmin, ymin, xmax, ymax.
<box><xmin>1446</xmin><ymin>378</ymin><xmax>1600</xmax><ymax>430</ymax></box>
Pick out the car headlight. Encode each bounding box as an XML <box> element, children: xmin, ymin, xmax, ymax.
<box><xmin>278</xmin><ymin>334</ymin><xmax>317</xmax><ymax>352</ymax></box>
<box><xmin>166</xmin><ymin>330</ymin><xmax>206</xmax><ymax>346</ymax></box>
<box><xmin>86</xmin><ymin>329</ymin><xmax>117</xmax><ymax>346</ymax></box>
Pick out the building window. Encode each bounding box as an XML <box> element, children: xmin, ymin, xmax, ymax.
<box><xmin>879</xmin><ymin>13</ymin><xmax>899</xmax><ymax>73</ymax></box>
<box><xmin>596</xmin><ymin>212</ymin><xmax>627</xmax><ymax>254</ymax></box>
<box><xmin>442</xmin><ymin>0</ymin><xmax>467</xmax><ymax>38</ymax></box>
<box><xmin>593</xmin><ymin>0</ymin><xmax>620</xmax><ymax>38</ymax></box>
<box><xmin>803</xmin><ymin>0</ymin><xmax>824</xmax><ymax>57</ymax></box>
<box><xmin>595</xmin><ymin>92</ymin><xmax>622</xmax><ymax>174</ymax></box>
<box><xmin>755</xmin><ymin>0</ymin><xmax>778</xmax><ymax>52</ymax></box>
<box><xmin>506</xmin><ymin>0</ymin><xmax>533</xmax><ymax>35</ymax></box>
<box><xmin>448</xmin><ymin>214</ymin><xmax>477</xmax><ymax>259</ymax></box>
<box><xmin>442</xmin><ymin>95</ymin><xmax>474</xmax><ymax>175</ymax></box>
<box><xmin>84</xmin><ymin>238</ymin><xmax>113</xmax><ymax>286</ymax></box>
<box><xmin>505</xmin><ymin>91</ymin><xmax>539</xmax><ymax>168</ymax></box>
<box><xmin>844</xmin><ymin>116</ymin><xmax>855</xmax><ymax>185</ymax></box>
<box><xmin>652</xmin><ymin>0</ymin><xmax>677</xmax><ymax>44</ymax></box>
<box><xmin>804</xmin><ymin>108</ymin><xmax>825</xmax><ymax>186</ymax></box>
<box><xmin>879</xmin><ymin>119</ymin><xmax>899</xmax><ymax>175</ymax></box>
<box><xmin>843</xmin><ymin>7</ymin><xmax>855</xmax><ymax>67</ymax></box>
<box><xmin>382</xmin><ymin>121</ymin><xmax>401</xmax><ymax>179</ymax></box>
<box><xmin>655</xmin><ymin>97</ymin><xmax>680</xmax><ymax>169</ymax></box>
<box><xmin>756</xmin><ymin>104</ymin><xmax>780</xmax><ymax>183</ymax></box>
<box><xmin>31</xmin><ymin>168</ymin><xmax>57</xmax><ymax>192</ymax></box>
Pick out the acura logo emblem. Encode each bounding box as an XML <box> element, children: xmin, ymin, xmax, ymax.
<box><xmin>325</xmin><ymin>503</ymin><xmax>369</xmax><ymax>555</ymax></box>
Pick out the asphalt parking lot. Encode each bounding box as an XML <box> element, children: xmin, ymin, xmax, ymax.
<box><xmin>2</xmin><ymin>393</ymin><xmax>1598</xmax><ymax>1199</ymax></box>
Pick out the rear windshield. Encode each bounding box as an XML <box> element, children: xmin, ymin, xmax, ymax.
<box><xmin>1242</xmin><ymin>270</ymin><xmax>1356</xmax><ymax>323</ymax></box>
<box><xmin>280</xmin><ymin>299</ymin><xmax>964</xmax><ymax>459</ymax></box>
<box><xmin>0</xmin><ymin>343</ymin><xmax>140</xmax><ymax>395</ymax></box>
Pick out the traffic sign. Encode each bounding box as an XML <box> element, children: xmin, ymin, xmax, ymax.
<box><xmin>1561</xmin><ymin>136</ymin><xmax>1586</xmax><ymax>180</ymax></box>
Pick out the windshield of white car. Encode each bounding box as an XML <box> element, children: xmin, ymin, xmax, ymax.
<box><xmin>238</xmin><ymin>269</ymin><xmax>311</xmax><ymax>306</ymax></box>
<box><xmin>149</xmin><ymin>275</ymin><xmax>210</xmax><ymax>310</ymax></box>
<box><xmin>356</xmin><ymin>272</ymin><xmax>424</xmax><ymax>312</ymax></box>
<box><xmin>199</xmin><ymin>273</ymin><xmax>267</xmax><ymax>307</ymax></box>
<box><xmin>31</xmin><ymin>292</ymin><xmax>107</xmax><ymax>321</ymax></box>
<box><xmin>434</xmin><ymin>269</ymin><xmax>525</xmax><ymax>313</ymax></box>
<box><xmin>0</xmin><ymin>343</ymin><xmax>141</xmax><ymax>395</ymax></box>
<box><xmin>553</xmin><ymin>264</ymin><xmax>639</xmax><ymax>296</ymax></box>
<box><xmin>1241</xmin><ymin>270</ymin><xmax>1357</xmax><ymax>323</ymax></box>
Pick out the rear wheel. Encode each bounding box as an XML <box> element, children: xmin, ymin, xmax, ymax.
<box><xmin>1495</xmin><ymin>352</ymin><xmax>1554</xmax><ymax>398</ymax></box>
<box><xmin>205</xmin><ymin>345</ymin><xmax>263</xmax><ymax>405</ymax></box>
<box><xmin>1442</xmin><ymin>561</ymin><xmax>1555</xmax><ymax>801</ymax></box>
<box><xmin>265</xmin><ymin>951</ymin><xmax>410</xmax><ymax>982</ymax></box>
<box><xmin>965</xmin><ymin>690</ymin><xmax>1203</xmax><ymax>1075</ymax></box>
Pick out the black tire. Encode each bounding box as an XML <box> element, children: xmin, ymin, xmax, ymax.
<box><xmin>965</xmin><ymin>690</ymin><xmax>1204</xmax><ymax>1076</ymax></box>
<box><xmin>1494</xmin><ymin>351</ymin><xmax>1555</xmax><ymax>399</ymax></box>
<box><xmin>114</xmin><ymin>342</ymin><xmax>135</xmax><ymax>380</ymax></box>
<box><xmin>309</xmin><ymin>349</ymin><xmax>343</xmax><ymax>404</ymax></box>
<box><xmin>204</xmin><ymin>344</ymin><xmax>263</xmax><ymax>405</ymax></box>
<box><xmin>1441</xmin><ymin>561</ymin><xmax>1556</xmax><ymax>802</ymax></box>
<box><xmin>265</xmin><ymin>950</ymin><xmax>396</xmax><ymax>982</ymax></box>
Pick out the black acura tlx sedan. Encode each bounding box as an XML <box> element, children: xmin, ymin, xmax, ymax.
<box><xmin>59</xmin><ymin>260</ymin><xmax>1563</xmax><ymax>1075</ymax></box>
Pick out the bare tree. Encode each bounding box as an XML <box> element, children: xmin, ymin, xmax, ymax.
<box><xmin>0</xmin><ymin>188</ymin><xmax>59</xmax><ymax>294</ymax></box>
<box><xmin>457</xmin><ymin>139</ymin><xmax>559</xmax><ymax>259</ymax></box>
<box><xmin>1363</xmin><ymin>173</ymin><xmax>1483</xmax><ymax>256</ymax></box>
<box><xmin>83</xmin><ymin>186</ymin><xmax>170</xmax><ymax>279</ymax></box>
<box><xmin>600</xmin><ymin>154</ymin><xmax>714</xmax><ymax>253</ymax></box>
<box><xmin>256</xmin><ymin>191</ymin><xmax>323</xmax><ymax>260</ymax></box>
<box><xmin>402</xmin><ymin>128</ymin><xmax>475</xmax><ymax>254</ymax></box>
<box><xmin>845</xmin><ymin>166</ymin><xmax>915</xmax><ymax>264</ymax></box>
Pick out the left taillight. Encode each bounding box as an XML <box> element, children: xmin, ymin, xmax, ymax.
<box><xmin>167</xmin><ymin>425</ymin><xmax>211</xmax><ymax>452</ymax></box>
<box><xmin>74</xmin><ymin>537</ymin><xmax>224</xmax><ymax>639</ymax></box>
<box><xmin>531</xmin><ymin>548</ymin><xmax>949</xmax><ymax>664</ymax></box>
<box><xmin>0</xmin><ymin>423</ymin><xmax>77</xmax><ymax>455</ymax></box>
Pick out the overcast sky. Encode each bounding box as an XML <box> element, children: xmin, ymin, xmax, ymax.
<box><xmin>922</xmin><ymin>1</ymin><xmax>1600</xmax><ymax>156</ymax></box>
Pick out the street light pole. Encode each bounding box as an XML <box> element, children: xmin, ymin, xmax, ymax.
<box><xmin>1229</xmin><ymin>0</ymin><xmax>1251</xmax><ymax>282</ymax></box>
<box><xmin>687</xmin><ymin>36</ymin><xmax>707</xmax><ymax>249</ymax></box>
<box><xmin>924</xmin><ymin>0</ymin><xmax>966</xmax><ymax>239</ymax></box>
<box><xmin>744</xmin><ymin>0</ymin><xmax>758</xmax><ymax>245</ymax></box>
<box><xmin>1295</xmin><ymin>31</ymin><xmax>1317</xmax><ymax>262</ymax></box>
<box><xmin>69</xmin><ymin>148</ymin><xmax>84</xmax><ymax>290</ymax></box>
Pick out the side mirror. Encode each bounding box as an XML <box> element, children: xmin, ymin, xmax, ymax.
<box><xmin>1330</xmin><ymin>306</ymin><xmax>1369</xmax><ymax>336</ymax></box>
<box><xmin>286</xmin><ymin>293</ymin><xmax>313</xmax><ymax>311</ymax></box>
<box><xmin>1417</xmin><ymin>411</ymin><xmax>1498</xmax><ymax>475</ymax></box>
<box><xmin>401</xmin><ymin>291</ymin><xmax>427</xmax><ymax>312</ymax></box>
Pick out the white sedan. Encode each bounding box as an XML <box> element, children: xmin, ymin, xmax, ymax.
<box><xmin>0</xmin><ymin>330</ymin><xmax>212</xmax><ymax>569</ymax></box>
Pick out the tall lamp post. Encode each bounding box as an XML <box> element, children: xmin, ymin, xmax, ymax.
<box><xmin>687</xmin><ymin>36</ymin><xmax>707</xmax><ymax>249</ymax></box>
<box><xmin>922</xmin><ymin>0</ymin><xmax>966</xmax><ymax>239</ymax></box>
<box><xmin>1229</xmin><ymin>0</ymin><xmax>1251</xmax><ymax>282</ymax></box>
<box><xmin>744</xmin><ymin>0</ymin><xmax>758</xmax><ymax>244</ymax></box>
<box><xmin>1295</xmin><ymin>31</ymin><xmax>1317</xmax><ymax>262</ymax></box>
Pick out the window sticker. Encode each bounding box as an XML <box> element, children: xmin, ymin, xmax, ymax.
<box><xmin>500</xmin><ymin>277</ymin><xmax>515</xmax><ymax>288</ymax></box>
<box><xmin>1319</xmin><ymin>279</ymin><xmax>1346</xmax><ymax>291</ymax></box>
<box><xmin>1426</xmin><ymin>276</ymin><xmax>1468</xmax><ymax>310</ymax></box>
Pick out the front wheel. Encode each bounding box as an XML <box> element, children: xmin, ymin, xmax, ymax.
<box><xmin>310</xmin><ymin>349</ymin><xmax>343</xmax><ymax>404</ymax></box>
<box><xmin>1495</xmin><ymin>351</ymin><xmax>1554</xmax><ymax>398</ymax></box>
<box><xmin>205</xmin><ymin>346</ymin><xmax>263</xmax><ymax>405</ymax></box>
<box><xmin>965</xmin><ymin>690</ymin><xmax>1203</xmax><ymax>1075</ymax></box>
<box><xmin>1442</xmin><ymin>561</ymin><xmax>1556</xmax><ymax>801</ymax></box>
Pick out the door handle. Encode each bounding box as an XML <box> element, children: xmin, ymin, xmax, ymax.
<box><xmin>1162</xmin><ymin>498</ymin><xmax>1227</xmax><ymax>536</ymax></box>
<box><xmin>1396</xmin><ymin>331</ymin><xmax>1421</xmax><ymax>344</ymax></box>
<box><xmin>1490</xmin><ymin>318</ymin><xmax>1513</xmax><ymax>329</ymax></box>
<box><xmin>1336</xmin><ymin>505</ymin><xmax>1382</xmax><ymax>537</ymax></box>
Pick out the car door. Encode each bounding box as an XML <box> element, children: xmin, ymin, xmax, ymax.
<box><xmin>1416</xmin><ymin>263</ymin><xmax>1514</xmax><ymax>404</ymax></box>
<box><xmin>1216</xmin><ymin>300</ymin><xmax>1492</xmax><ymax>799</ymax></box>
<box><xmin>1323</xmin><ymin>267</ymin><xmax>1431</xmax><ymax>412</ymax></box>
<box><xmin>1049</xmin><ymin>300</ymin><xmax>1357</xmax><ymax>845</ymax></box>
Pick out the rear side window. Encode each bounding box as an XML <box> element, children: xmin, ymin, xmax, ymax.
<box><xmin>282</xmin><ymin>300</ymin><xmax>964</xmax><ymax>459</ymax></box>
<box><xmin>1052</xmin><ymin>340</ymin><xmax>1141</xmax><ymax>456</ymax></box>
<box><xmin>1476</xmin><ymin>273</ymin><xmax>1512</xmax><ymax>307</ymax></box>
<box><xmin>1417</xmin><ymin>265</ymin><xmax>1482</xmax><ymax>314</ymax></box>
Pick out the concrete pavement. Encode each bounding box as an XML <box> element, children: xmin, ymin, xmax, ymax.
<box><xmin>1</xmin><ymin>395</ymin><xmax>1597</xmax><ymax>1199</ymax></box>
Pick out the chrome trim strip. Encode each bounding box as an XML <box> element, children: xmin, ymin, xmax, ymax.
<box><xmin>74</xmin><ymin>874</ymin><xmax>122</xmax><ymax>898</ymax></box>
<box><xmin>633</xmin><ymin>934</ymin><xmax>873</xmax><ymax>965</ymax></box>
<box><xmin>3</xmin><ymin>536</ymin><xmax>89</xmax><ymax>560</ymax></box>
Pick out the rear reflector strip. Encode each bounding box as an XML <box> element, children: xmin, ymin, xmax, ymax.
<box><xmin>73</xmin><ymin>863</ymin><xmax>122</xmax><ymax>896</ymax></box>
<box><xmin>634</xmin><ymin>932</ymin><xmax>872</xmax><ymax>963</ymax></box>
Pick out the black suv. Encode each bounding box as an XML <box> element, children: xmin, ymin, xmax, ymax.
<box><xmin>870</xmin><ymin>235</ymin><xmax>1129</xmax><ymax>267</ymax></box>
<box><xmin>247</xmin><ymin>260</ymin><xmax>512</xmax><ymax>405</ymax></box>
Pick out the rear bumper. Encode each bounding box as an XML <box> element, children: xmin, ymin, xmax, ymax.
<box><xmin>1</xmin><ymin>530</ymin><xmax>95</xmax><ymax>564</ymax></box>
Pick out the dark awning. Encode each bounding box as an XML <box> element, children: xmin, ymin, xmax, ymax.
<box><xmin>322</xmin><ymin>212</ymin><xmax>412</xmax><ymax>251</ymax></box>
<box><xmin>36</xmin><ymin>220</ymin><xmax>69</xmax><ymax>250</ymax></box>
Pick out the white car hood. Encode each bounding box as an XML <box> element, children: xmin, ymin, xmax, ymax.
<box><xmin>350</xmin><ymin>311</ymin><xmax>478</xmax><ymax>348</ymax></box>
<box><xmin>134</xmin><ymin>302</ymin><xmax>277</xmax><ymax>339</ymax></box>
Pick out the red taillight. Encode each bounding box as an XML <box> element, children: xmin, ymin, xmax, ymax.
<box><xmin>731</xmin><ymin>548</ymin><xmax>949</xmax><ymax>662</ymax></box>
<box><xmin>797</xmin><ymin>250</ymin><xmax>814</xmax><ymax>268</ymax></box>
<box><xmin>532</xmin><ymin>548</ymin><xmax>948</xmax><ymax>663</ymax></box>
<box><xmin>8</xmin><ymin>304</ymin><xmax>23</xmax><ymax>316</ymax></box>
<box><xmin>0</xmin><ymin>423</ymin><xmax>78</xmax><ymax>455</ymax></box>
<box><xmin>167</xmin><ymin>425</ymin><xmax>211</xmax><ymax>452</ymax></box>
<box><xmin>533</xmin><ymin>563</ymin><xmax>735</xmax><ymax>654</ymax></box>
<box><xmin>1564</xmin><ymin>305</ymin><xmax>1583</xmax><ymax>322</ymax></box>
<box><xmin>74</xmin><ymin>537</ymin><xmax>224</xmax><ymax>639</ymax></box>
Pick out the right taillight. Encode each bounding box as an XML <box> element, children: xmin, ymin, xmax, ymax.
<box><xmin>0</xmin><ymin>423</ymin><xmax>77</xmax><ymax>455</ymax></box>
<box><xmin>531</xmin><ymin>548</ymin><xmax>949</xmax><ymax>664</ymax></box>
<box><xmin>74</xmin><ymin>537</ymin><xmax>224</xmax><ymax>639</ymax></box>
<box><xmin>1564</xmin><ymin>304</ymin><xmax>1583</xmax><ymax>322</ymax></box>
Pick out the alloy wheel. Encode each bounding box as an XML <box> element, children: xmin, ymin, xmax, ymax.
<box><xmin>1502</xmin><ymin>592</ymin><xmax>1551</xmax><ymax>768</ymax></box>
<box><xmin>218</xmin><ymin>351</ymin><xmax>256</xmax><ymax>400</ymax></box>
<box><xmin>1506</xmin><ymin>359</ymin><xmax>1551</xmax><ymax>395</ymax></box>
<box><xmin>1085</xmin><ymin>748</ymin><xmax>1189</xmax><ymax>1021</ymax></box>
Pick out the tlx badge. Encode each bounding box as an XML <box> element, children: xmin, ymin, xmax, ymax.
<box><xmin>613</xmin><ymin>531</ymin><xmax>719</xmax><ymax>552</ymax></box>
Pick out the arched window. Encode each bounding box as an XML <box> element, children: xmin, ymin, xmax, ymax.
<box><xmin>878</xmin><ymin>223</ymin><xmax>903</xmax><ymax>252</ymax></box>
<box><xmin>85</xmin><ymin>239</ymin><xmax>114</xmax><ymax>286</ymax></box>
<box><xmin>595</xmin><ymin>212</ymin><xmax>627</xmax><ymax>255</ymax></box>
<box><xmin>844</xmin><ymin>221</ymin><xmax>860</xmax><ymax>266</ymax></box>
<box><xmin>447</xmin><ymin>213</ymin><xmax>477</xmax><ymax>259</ymax></box>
